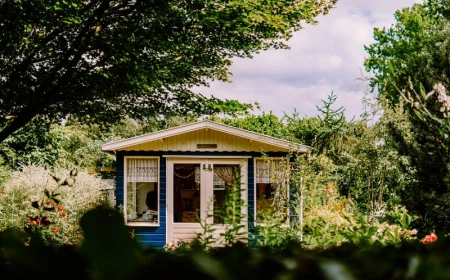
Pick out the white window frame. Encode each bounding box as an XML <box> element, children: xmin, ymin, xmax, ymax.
<box><xmin>124</xmin><ymin>156</ymin><xmax>160</xmax><ymax>227</ymax></box>
<box><xmin>254</xmin><ymin>157</ymin><xmax>290</xmax><ymax>226</ymax></box>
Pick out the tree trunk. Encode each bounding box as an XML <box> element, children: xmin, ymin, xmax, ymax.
<box><xmin>0</xmin><ymin>110</ymin><xmax>36</xmax><ymax>143</ymax></box>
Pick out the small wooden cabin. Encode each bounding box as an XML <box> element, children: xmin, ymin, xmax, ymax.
<box><xmin>102</xmin><ymin>120</ymin><xmax>309</xmax><ymax>248</ymax></box>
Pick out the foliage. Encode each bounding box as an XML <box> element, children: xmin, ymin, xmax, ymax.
<box><xmin>0</xmin><ymin>165</ymin><xmax>103</xmax><ymax>244</ymax></box>
<box><xmin>364</xmin><ymin>2</ymin><xmax>442</xmax><ymax>102</ymax></box>
<box><xmin>0</xmin><ymin>119</ymin><xmax>112</xmax><ymax>170</ymax></box>
<box><xmin>218</xmin><ymin>111</ymin><xmax>294</xmax><ymax>141</ymax></box>
<box><xmin>213</xmin><ymin>93</ymin><xmax>418</xmax><ymax>248</ymax></box>
<box><xmin>285</xmin><ymin>92</ymin><xmax>352</xmax><ymax>155</ymax></box>
<box><xmin>252</xmin><ymin>156</ymin><xmax>300</xmax><ymax>249</ymax></box>
<box><xmin>0</xmin><ymin>0</ymin><xmax>337</xmax><ymax>142</ymax></box>
<box><xmin>365</xmin><ymin>0</ymin><xmax>450</xmax><ymax>233</ymax></box>
<box><xmin>3</xmin><ymin>206</ymin><xmax>450</xmax><ymax>280</ymax></box>
<box><xmin>286</xmin><ymin>155</ymin><xmax>356</xmax><ymax>249</ymax></box>
<box><xmin>336</xmin><ymin>116</ymin><xmax>413</xmax><ymax>221</ymax></box>
<box><xmin>0</xmin><ymin>115</ymin><xmax>200</xmax><ymax>171</ymax></box>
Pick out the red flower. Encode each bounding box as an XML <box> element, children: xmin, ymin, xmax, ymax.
<box><xmin>60</xmin><ymin>211</ymin><xmax>67</xmax><ymax>217</ymax></box>
<box><xmin>51</xmin><ymin>201</ymin><xmax>57</xmax><ymax>206</ymax></box>
<box><xmin>51</xmin><ymin>227</ymin><xmax>59</xmax><ymax>233</ymax></box>
<box><xmin>28</xmin><ymin>216</ymin><xmax>42</xmax><ymax>225</ymax></box>
<box><xmin>57</xmin><ymin>205</ymin><xmax>64</xmax><ymax>211</ymax></box>
<box><xmin>420</xmin><ymin>233</ymin><xmax>438</xmax><ymax>244</ymax></box>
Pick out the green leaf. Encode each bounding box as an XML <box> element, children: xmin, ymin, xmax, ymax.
<box><xmin>44</xmin><ymin>189</ymin><xmax>51</xmax><ymax>198</ymax></box>
<box><xmin>414</xmin><ymin>110</ymin><xmax>425</xmax><ymax>122</ymax></box>
<box><xmin>419</xmin><ymin>83</ymin><xmax>426</xmax><ymax>100</ymax></box>
<box><xmin>367</xmin><ymin>226</ymin><xmax>378</xmax><ymax>237</ymax></box>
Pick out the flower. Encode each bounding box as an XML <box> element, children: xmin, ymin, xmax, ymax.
<box><xmin>51</xmin><ymin>227</ymin><xmax>59</xmax><ymax>233</ymax></box>
<box><xmin>420</xmin><ymin>233</ymin><xmax>437</xmax><ymax>244</ymax></box>
<box><xmin>51</xmin><ymin>201</ymin><xmax>57</xmax><ymax>206</ymax></box>
<box><xmin>60</xmin><ymin>211</ymin><xmax>67</xmax><ymax>217</ymax></box>
<box><xmin>57</xmin><ymin>205</ymin><xmax>64</xmax><ymax>211</ymax></box>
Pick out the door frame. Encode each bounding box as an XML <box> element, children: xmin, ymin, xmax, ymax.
<box><xmin>166</xmin><ymin>157</ymin><xmax>248</xmax><ymax>243</ymax></box>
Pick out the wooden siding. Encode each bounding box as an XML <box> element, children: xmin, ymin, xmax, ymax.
<box><xmin>120</xmin><ymin>129</ymin><xmax>288</xmax><ymax>152</ymax></box>
<box><xmin>116</xmin><ymin>155</ymin><xmax>124</xmax><ymax>207</ymax></box>
<box><xmin>247</xmin><ymin>158</ymin><xmax>255</xmax><ymax>229</ymax></box>
<box><xmin>171</xmin><ymin>224</ymin><xmax>204</xmax><ymax>242</ymax></box>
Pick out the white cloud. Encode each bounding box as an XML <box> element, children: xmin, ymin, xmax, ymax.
<box><xmin>195</xmin><ymin>0</ymin><xmax>422</xmax><ymax>120</ymax></box>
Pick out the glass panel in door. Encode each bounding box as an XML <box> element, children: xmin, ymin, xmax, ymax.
<box><xmin>212</xmin><ymin>164</ymin><xmax>240</xmax><ymax>224</ymax></box>
<box><xmin>173</xmin><ymin>164</ymin><xmax>201</xmax><ymax>223</ymax></box>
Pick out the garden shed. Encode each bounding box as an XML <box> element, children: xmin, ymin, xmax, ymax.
<box><xmin>102</xmin><ymin>120</ymin><xmax>309</xmax><ymax>248</ymax></box>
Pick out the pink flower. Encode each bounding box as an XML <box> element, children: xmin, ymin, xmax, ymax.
<box><xmin>420</xmin><ymin>233</ymin><xmax>438</xmax><ymax>244</ymax></box>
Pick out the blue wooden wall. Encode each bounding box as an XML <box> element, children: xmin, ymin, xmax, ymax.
<box><xmin>116</xmin><ymin>151</ymin><xmax>287</xmax><ymax>249</ymax></box>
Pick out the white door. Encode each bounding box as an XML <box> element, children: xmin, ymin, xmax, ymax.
<box><xmin>166</xmin><ymin>158</ymin><xmax>248</xmax><ymax>243</ymax></box>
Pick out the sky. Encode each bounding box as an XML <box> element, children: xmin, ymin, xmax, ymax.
<box><xmin>195</xmin><ymin>0</ymin><xmax>422</xmax><ymax>120</ymax></box>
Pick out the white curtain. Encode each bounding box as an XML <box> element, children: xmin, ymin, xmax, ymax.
<box><xmin>256</xmin><ymin>159</ymin><xmax>282</xmax><ymax>183</ymax></box>
<box><xmin>127</xmin><ymin>158</ymin><xmax>158</xmax><ymax>182</ymax></box>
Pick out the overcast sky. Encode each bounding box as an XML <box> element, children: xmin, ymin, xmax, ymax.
<box><xmin>196</xmin><ymin>0</ymin><xmax>422</xmax><ymax>120</ymax></box>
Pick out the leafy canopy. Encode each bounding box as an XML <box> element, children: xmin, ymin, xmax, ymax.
<box><xmin>0</xmin><ymin>0</ymin><xmax>336</xmax><ymax>142</ymax></box>
<box><xmin>365</xmin><ymin>0</ymin><xmax>450</xmax><ymax>232</ymax></box>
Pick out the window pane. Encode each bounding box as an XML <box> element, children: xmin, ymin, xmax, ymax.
<box><xmin>173</xmin><ymin>164</ymin><xmax>201</xmax><ymax>223</ymax></box>
<box><xmin>126</xmin><ymin>182</ymin><xmax>158</xmax><ymax>223</ymax></box>
<box><xmin>126</xmin><ymin>158</ymin><xmax>158</xmax><ymax>224</ymax></box>
<box><xmin>255</xmin><ymin>159</ymin><xmax>289</xmax><ymax>222</ymax></box>
<box><xmin>213</xmin><ymin>164</ymin><xmax>240</xmax><ymax>224</ymax></box>
<box><xmin>256</xmin><ymin>183</ymin><xmax>274</xmax><ymax>220</ymax></box>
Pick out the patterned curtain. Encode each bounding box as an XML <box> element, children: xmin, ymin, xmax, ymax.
<box><xmin>127</xmin><ymin>158</ymin><xmax>158</xmax><ymax>182</ymax></box>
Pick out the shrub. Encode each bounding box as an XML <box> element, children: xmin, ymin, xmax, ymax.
<box><xmin>2</xmin><ymin>207</ymin><xmax>450</xmax><ymax>280</ymax></box>
<box><xmin>0</xmin><ymin>165</ymin><xmax>103</xmax><ymax>244</ymax></box>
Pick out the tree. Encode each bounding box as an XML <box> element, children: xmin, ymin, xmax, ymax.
<box><xmin>285</xmin><ymin>92</ymin><xmax>352</xmax><ymax>157</ymax></box>
<box><xmin>0</xmin><ymin>0</ymin><xmax>337</xmax><ymax>142</ymax></box>
<box><xmin>0</xmin><ymin>114</ymin><xmax>201</xmax><ymax>171</ymax></box>
<box><xmin>217</xmin><ymin>111</ymin><xmax>293</xmax><ymax>141</ymax></box>
<box><xmin>365</xmin><ymin>0</ymin><xmax>450</xmax><ymax>232</ymax></box>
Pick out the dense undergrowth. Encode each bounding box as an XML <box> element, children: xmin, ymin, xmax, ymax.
<box><xmin>1</xmin><ymin>206</ymin><xmax>450</xmax><ymax>280</ymax></box>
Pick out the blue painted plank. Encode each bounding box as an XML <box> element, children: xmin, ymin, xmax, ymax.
<box><xmin>138</xmin><ymin>241</ymin><xmax>166</xmax><ymax>248</ymax></box>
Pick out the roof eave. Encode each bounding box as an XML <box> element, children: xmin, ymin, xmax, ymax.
<box><xmin>101</xmin><ymin>120</ymin><xmax>311</xmax><ymax>153</ymax></box>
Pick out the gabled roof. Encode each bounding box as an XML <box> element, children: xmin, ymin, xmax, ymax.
<box><xmin>101</xmin><ymin>120</ymin><xmax>310</xmax><ymax>154</ymax></box>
